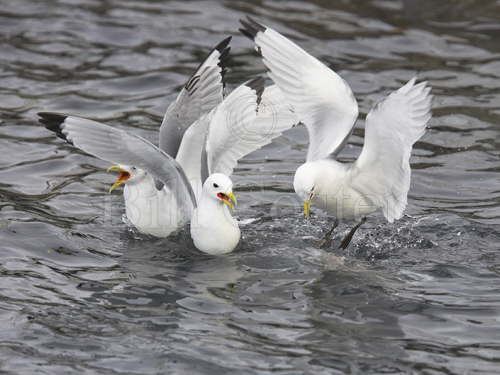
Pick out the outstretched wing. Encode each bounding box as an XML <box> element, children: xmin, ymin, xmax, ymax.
<box><xmin>206</xmin><ymin>78</ymin><xmax>297</xmax><ymax>176</ymax></box>
<box><xmin>39</xmin><ymin>112</ymin><xmax>197</xmax><ymax>217</ymax></box>
<box><xmin>159</xmin><ymin>37</ymin><xmax>231</xmax><ymax>158</ymax></box>
<box><xmin>351</xmin><ymin>78</ymin><xmax>432</xmax><ymax>222</ymax></box>
<box><xmin>240</xmin><ymin>17</ymin><xmax>358</xmax><ymax>161</ymax></box>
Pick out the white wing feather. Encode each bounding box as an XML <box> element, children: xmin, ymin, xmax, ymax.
<box><xmin>206</xmin><ymin>83</ymin><xmax>297</xmax><ymax>176</ymax></box>
<box><xmin>240</xmin><ymin>18</ymin><xmax>358</xmax><ymax>161</ymax></box>
<box><xmin>351</xmin><ymin>78</ymin><xmax>432</xmax><ymax>222</ymax></box>
<box><xmin>175</xmin><ymin>112</ymin><xmax>212</xmax><ymax>200</ymax></box>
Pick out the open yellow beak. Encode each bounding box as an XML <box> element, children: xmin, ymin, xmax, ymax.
<box><xmin>304</xmin><ymin>200</ymin><xmax>311</xmax><ymax>218</ymax></box>
<box><xmin>107</xmin><ymin>165</ymin><xmax>131</xmax><ymax>193</ymax></box>
<box><xmin>218</xmin><ymin>192</ymin><xmax>237</xmax><ymax>210</ymax></box>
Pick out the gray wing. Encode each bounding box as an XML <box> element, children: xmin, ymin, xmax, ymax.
<box><xmin>240</xmin><ymin>17</ymin><xmax>358</xmax><ymax>161</ymax></box>
<box><xmin>39</xmin><ymin>112</ymin><xmax>197</xmax><ymax>216</ymax></box>
<box><xmin>159</xmin><ymin>37</ymin><xmax>231</xmax><ymax>158</ymax></box>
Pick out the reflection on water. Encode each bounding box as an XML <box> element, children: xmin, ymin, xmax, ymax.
<box><xmin>0</xmin><ymin>0</ymin><xmax>500</xmax><ymax>373</ymax></box>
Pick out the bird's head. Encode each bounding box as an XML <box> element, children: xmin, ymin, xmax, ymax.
<box><xmin>107</xmin><ymin>165</ymin><xmax>146</xmax><ymax>192</ymax></box>
<box><xmin>293</xmin><ymin>163</ymin><xmax>319</xmax><ymax>218</ymax></box>
<box><xmin>203</xmin><ymin>173</ymin><xmax>237</xmax><ymax>210</ymax></box>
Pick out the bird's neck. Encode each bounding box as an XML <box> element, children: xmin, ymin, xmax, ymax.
<box><xmin>124</xmin><ymin>175</ymin><xmax>157</xmax><ymax>199</ymax></box>
<box><xmin>196</xmin><ymin>194</ymin><xmax>232</xmax><ymax>221</ymax></box>
<box><xmin>198</xmin><ymin>194</ymin><xmax>226</xmax><ymax>210</ymax></box>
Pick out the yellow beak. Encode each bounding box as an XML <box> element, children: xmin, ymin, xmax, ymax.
<box><xmin>107</xmin><ymin>165</ymin><xmax>131</xmax><ymax>193</ymax></box>
<box><xmin>304</xmin><ymin>200</ymin><xmax>311</xmax><ymax>218</ymax></box>
<box><xmin>219</xmin><ymin>192</ymin><xmax>237</xmax><ymax>210</ymax></box>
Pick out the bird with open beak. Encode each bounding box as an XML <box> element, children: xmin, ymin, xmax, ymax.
<box><xmin>190</xmin><ymin>173</ymin><xmax>239</xmax><ymax>255</ymax></box>
<box><xmin>107</xmin><ymin>165</ymin><xmax>131</xmax><ymax>192</ymax></box>
<box><xmin>106</xmin><ymin>164</ymin><xmax>186</xmax><ymax>238</ymax></box>
<box><xmin>240</xmin><ymin>17</ymin><xmax>431</xmax><ymax>250</ymax></box>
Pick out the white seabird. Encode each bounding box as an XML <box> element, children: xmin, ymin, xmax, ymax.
<box><xmin>240</xmin><ymin>17</ymin><xmax>432</xmax><ymax>248</ymax></box>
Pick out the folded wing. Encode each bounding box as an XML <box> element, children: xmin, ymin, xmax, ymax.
<box><xmin>159</xmin><ymin>37</ymin><xmax>231</xmax><ymax>158</ymax></box>
<box><xmin>351</xmin><ymin>78</ymin><xmax>432</xmax><ymax>222</ymax></box>
<box><xmin>240</xmin><ymin>17</ymin><xmax>358</xmax><ymax>161</ymax></box>
<box><xmin>39</xmin><ymin>112</ymin><xmax>197</xmax><ymax>217</ymax></box>
<box><xmin>175</xmin><ymin>111</ymin><xmax>211</xmax><ymax>199</ymax></box>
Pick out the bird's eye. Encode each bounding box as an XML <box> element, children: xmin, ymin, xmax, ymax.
<box><xmin>213</xmin><ymin>183</ymin><xmax>219</xmax><ymax>188</ymax></box>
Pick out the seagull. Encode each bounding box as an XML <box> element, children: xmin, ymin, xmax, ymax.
<box><xmin>39</xmin><ymin>74</ymin><xmax>296</xmax><ymax>254</ymax></box>
<box><xmin>240</xmin><ymin>17</ymin><xmax>432</xmax><ymax>249</ymax></box>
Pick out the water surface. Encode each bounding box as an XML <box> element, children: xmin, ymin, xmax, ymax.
<box><xmin>1</xmin><ymin>0</ymin><xmax>500</xmax><ymax>374</ymax></box>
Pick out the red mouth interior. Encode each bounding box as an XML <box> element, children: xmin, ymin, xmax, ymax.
<box><xmin>118</xmin><ymin>171</ymin><xmax>131</xmax><ymax>181</ymax></box>
<box><xmin>217</xmin><ymin>192</ymin><xmax>229</xmax><ymax>201</ymax></box>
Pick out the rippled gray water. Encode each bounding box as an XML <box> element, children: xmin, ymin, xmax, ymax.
<box><xmin>1</xmin><ymin>0</ymin><xmax>500</xmax><ymax>374</ymax></box>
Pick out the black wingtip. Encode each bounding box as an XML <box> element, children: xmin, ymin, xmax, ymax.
<box><xmin>184</xmin><ymin>36</ymin><xmax>232</xmax><ymax>91</ymax></box>
<box><xmin>239</xmin><ymin>16</ymin><xmax>266</xmax><ymax>41</ymax></box>
<box><xmin>219</xmin><ymin>45</ymin><xmax>231</xmax><ymax>63</ymax></box>
<box><xmin>246</xmin><ymin>76</ymin><xmax>266</xmax><ymax>105</ymax></box>
<box><xmin>214</xmin><ymin>36</ymin><xmax>232</xmax><ymax>54</ymax></box>
<box><xmin>38</xmin><ymin>112</ymin><xmax>72</xmax><ymax>144</ymax></box>
<box><xmin>38</xmin><ymin>111</ymin><xmax>66</xmax><ymax>130</ymax></box>
<box><xmin>215</xmin><ymin>37</ymin><xmax>231</xmax><ymax>89</ymax></box>
<box><xmin>238</xmin><ymin>27</ymin><xmax>254</xmax><ymax>41</ymax></box>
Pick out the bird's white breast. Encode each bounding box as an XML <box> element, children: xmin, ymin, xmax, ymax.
<box><xmin>190</xmin><ymin>198</ymin><xmax>240</xmax><ymax>255</ymax></box>
<box><xmin>123</xmin><ymin>177</ymin><xmax>186</xmax><ymax>237</ymax></box>
<box><xmin>297</xmin><ymin>159</ymin><xmax>378</xmax><ymax>221</ymax></box>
